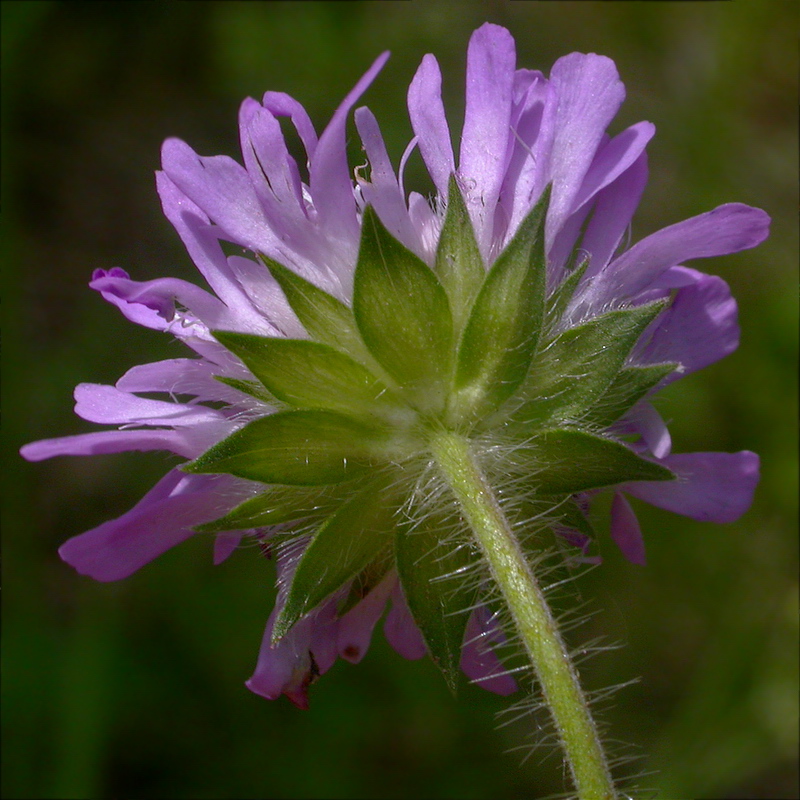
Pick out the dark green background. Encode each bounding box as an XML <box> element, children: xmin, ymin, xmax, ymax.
<box><xmin>2</xmin><ymin>2</ymin><xmax>797</xmax><ymax>798</ymax></box>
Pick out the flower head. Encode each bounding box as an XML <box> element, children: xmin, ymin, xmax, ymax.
<box><xmin>22</xmin><ymin>23</ymin><xmax>768</xmax><ymax>708</ymax></box>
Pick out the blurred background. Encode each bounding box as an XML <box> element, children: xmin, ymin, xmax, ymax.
<box><xmin>2</xmin><ymin>1</ymin><xmax>797</xmax><ymax>798</ymax></box>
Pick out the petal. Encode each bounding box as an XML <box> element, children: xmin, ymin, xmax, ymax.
<box><xmin>115</xmin><ymin>358</ymin><xmax>252</xmax><ymax>405</ymax></box>
<box><xmin>545</xmin><ymin>53</ymin><xmax>625</xmax><ymax>247</ymax></box>
<box><xmin>161</xmin><ymin>137</ymin><xmax>284</xmax><ymax>258</ymax></box>
<box><xmin>460</xmin><ymin>606</ymin><xmax>517</xmax><ymax>695</ymax></box>
<box><xmin>58</xmin><ymin>471</ymin><xmax>248</xmax><ymax>581</ymax></box>
<box><xmin>637</xmin><ymin>267</ymin><xmax>740</xmax><ymax>381</ymax></box>
<box><xmin>383</xmin><ymin>583</ymin><xmax>427</xmax><ymax>660</ymax></box>
<box><xmin>579</xmin><ymin>151</ymin><xmax>649</xmax><ymax>281</ymax></box>
<box><xmin>589</xmin><ymin>204</ymin><xmax>770</xmax><ymax>306</ymax></box>
<box><xmin>610</xmin><ymin>493</ymin><xmax>646</xmax><ymax>565</ymax></box>
<box><xmin>570</xmin><ymin>121</ymin><xmax>654</xmax><ymax>215</ymax></box>
<box><xmin>20</xmin><ymin>428</ymin><xmax>203</xmax><ymax>461</ymax></box>
<box><xmin>498</xmin><ymin>73</ymin><xmax>555</xmax><ymax>244</ymax></box>
<box><xmin>213</xmin><ymin>532</ymin><xmax>244</xmax><ymax>565</ymax></box>
<box><xmin>625</xmin><ymin>451</ymin><xmax>759</xmax><ymax>523</ymax></box>
<box><xmin>309</xmin><ymin>51</ymin><xmax>390</xmax><ymax>247</ymax></box>
<box><xmin>625</xmin><ymin>401</ymin><xmax>672</xmax><ymax>459</ymax></box>
<box><xmin>337</xmin><ymin>571</ymin><xmax>396</xmax><ymax>664</ymax></box>
<box><xmin>458</xmin><ymin>23</ymin><xmax>517</xmax><ymax>254</ymax></box>
<box><xmin>246</xmin><ymin>596</ymin><xmax>340</xmax><ymax>708</ymax></box>
<box><xmin>156</xmin><ymin>172</ymin><xmax>277</xmax><ymax>334</ymax></box>
<box><xmin>260</xmin><ymin>91</ymin><xmax>319</xmax><ymax>163</ymax></box>
<box><xmin>89</xmin><ymin>270</ymin><xmax>230</xmax><ymax>334</ymax></box>
<box><xmin>73</xmin><ymin>383</ymin><xmax>225</xmax><ymax>426</ymax></box>
<box><xmin>407</xmin><ymin>53</ymin><xmax>455</xmax><ymax>200</ymax></box>
<box><xmin>354</xmin><ymin>107</ymin><xmax>423</xmax><ymax>258</ymax></box>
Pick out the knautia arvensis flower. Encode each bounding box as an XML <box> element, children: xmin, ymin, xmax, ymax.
<box><xmin>22</xmin><ymin>23</ymin><xmax>768</xmax><ymax>798</ymax></box>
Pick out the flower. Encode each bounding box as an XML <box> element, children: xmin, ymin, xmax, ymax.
<box><xmin>21</xmin><ymin>23</ymin><xmax>768</xmax><ymax>707</ymax></box>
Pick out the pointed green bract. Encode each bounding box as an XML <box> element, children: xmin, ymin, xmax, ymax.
<box><xmin>215</xmin><ymin>376</ymin><xmax>279</xmax><ymax>405</ymax></box>
<box><xmin>514</xmin><ymin>300</ymin><xmax>667</xmax><ymax>427</ymax></box>
<box><xmin>353</xmin><ymin>206</ymin><xmax>453</xmax><ymax>411</ymax></box>
<box><xmin>272</xmin><ymin>478</ymin><xmax>399</xmax><ymax>642</ymax></box>
<box><xmin>184</xmin><ymin>409</ymin><xmax>391</xmax><ymax>485</ymax></box>
<box><xmin>451</xmin><ymin>186</ymin><xmax>550</xmax><ymax>423</ymax></box>
<box><xmin>515</xmin><ymin>428</ymin><xmax>674</xmax><ymax>494</ymax></box>
<box><xmin>547</xmin><ymin>255</ymin><xmax>590</xmax><ymax>324</ymax></box>
<box><xmin>395</xmin><ymin>513</ymin><xmax>478</xmax><ymax>692</ymax></box>
<box><xmin>212</xmin><ymin>333</ymin><xmax>403</xmax><ymax>418</ymax></box>
<box><xmin>585</xmin><ymin>362</ymin><xmax>678</xmax><ymax>429</ymax></box>
<box><xmin>434</xmin><ymin>175</ymin><xmax>485</xmax><ymax>335</ymax></box>
<box><xmin>195</xmin><ymin>484</ymin><xmax>345</xmax><ymax>533</ymax></box>
<box><xmin>261</xmin><ymin>255</ymin><xmax>367</xmax><ymax>359</ymax></box>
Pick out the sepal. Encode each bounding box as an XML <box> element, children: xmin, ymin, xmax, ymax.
<box><xmin>395</xmin><ymin>510</ymin><xmax>479</xmax><ymax>692</ymax></box>
<box><xmin>184</xmin><ymin>409</ymin><xmax>396</xmax><ymax>485</ymax></box>
<box><xmin>272</xmin><ymin>475</ymin><xmax>400</xmax><ymax>642</ymax></box>
<box><xmin>353</xmin><ymin>206</ymin><xmax>454</xmax><ymax>412</ymax></box>
<box><xmin>513</xmin><ymin>428</ymin><xmax>674</xmax><ymax>494</ymax></box>
<box><xmin>450</xmin><ymin>186</ymin><xmax>550</xmax><ymax>423</ymax></box>
<box><xmin>212</xmin><ymin>333</ymin><xmax>406</xmax><ymax>420</ymax></box>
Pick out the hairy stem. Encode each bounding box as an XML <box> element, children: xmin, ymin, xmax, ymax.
<box><xmin>430</xmin><ymin>429</ymin><xmax>615</xmax><ymax>800</ymax></box>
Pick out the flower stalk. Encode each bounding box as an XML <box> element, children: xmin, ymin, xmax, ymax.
<box><xmin>430</xmin><ymin>429</ymin><xmax>615</xmax><ymax>800</ymax></box>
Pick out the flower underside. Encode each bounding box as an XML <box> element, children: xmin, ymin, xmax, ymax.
<box><xmin>186</xmin><ymin>178</ymin><xmax>675</xmax><ymax>687</ymax></box>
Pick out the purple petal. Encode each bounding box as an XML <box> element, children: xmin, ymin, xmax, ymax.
<box><xmin>337</xmin><ymin>572</ymin><xmax>396</xmax><ymax>664</ymax></box>
<box><xmin>20</xmin><ymin>428</ymin><xmax>205</xmax><ymax>461</ymax></box>
<box><xmin>610</xmin><ymin>493</ymin><xmax>646</xmax><ymax>565</ymax></box>
<box><xmin>73</xmin><ymin>383</ymin><xmax>225</xmax><ymax>426</ymax></box>
<box><xmin>161</xmin><ymin>138</ymin><xmax>284</xmax><ymax>258</ymax></box>
<box><xmin>89</xmin><ymin>270</ymin><xmax>231</xmax><ymax>335</ymax></box>
<box><xmin>261</xmin><ymin>91</ymin><xmax>319</xmax><ymax>165</ymax></box>
<box><xmin>625</xmin><ymin>451</ymin><xmax>759</xmax><ymax>523</ymax></box>
<box><xmin>309</xmin><ymin>51</ymin><xmax>390</xmax><ymax>246</ymax></box>
<box><xmin>579</xmin><ymin>151</ymin><xmax>649</xmax><ymax>280</ymax></box>
<box><xmin>246</xmin><ymin>596</ymin><xmax>340</xmax><ymax>709</ymax></box>
<box><xmin>354</xmin><ymin>107</ymin><xmax>424</xmax><ymax>258</ymax></box>
<box><xmin>460</xmin><ymin>606</ymin><xmax>517</xmax><ymax>695</ymax></box>
<box><xmin>213</xmin><ymin>532</ymin><xmax>244</xmax><ymax>565</ymax></box>
<box><xmin>498</xmin><ymin>72</ymin><xmax>555</xmax><ymax>245</ymax></box>
<box><xmin>570</xmin><ymin>121</ymin><xmax>654</xmax><ymax>215</ymax></box>
<box><xmin>625</xmin><ymin>401</ymin><xmax>672</xmax><ymax>459</ymax></box>
<box><xmin>58</xmin><ymin>471</ymin><xmax>248</xmax><ymax>581</ymax></box>
<box><xmin>239</xmin><ymin>98</ymin><xmax>306</xmax><ymax>216</ymax></box>
<box><xmin>589</xmin><ymin>204</ymin><xmax>770</xmax><ymax>306</ymax></box>
<box><xmin>156</xmin><ymin>172</ymin><xmax>278</xmax><ymax>335</ymax></box>
<box><xmin>407</xmin><ymin>53</ymin><xmax>455</xmax><ymax>200</ymax></box>
<box><xmin>636</xmin><ymin>267</ymin><xmax>739</xmax><ymax>381</ymax></box>
<box><xmin>115</xmin><ymin>358</ymin><xmax>252</xmax><ymax>405</ymax></box>
<box><xmin>458</xmin><ymin>23</ymin><xmax>516</xmax><ymax>254</ymax></box>
<box><xmin>545</xmin><ymin>53</ymin><xmax>625</xmax><ymax>247</ymax></box>
<box><xmin>383</xmin><ymin>584</ymin><xmax>427</xmax><ymax>660</ymax></box>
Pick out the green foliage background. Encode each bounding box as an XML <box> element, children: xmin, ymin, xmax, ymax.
<box><xmin>2</xmin><ymin>2</ymin><xmax>797</xmax><ymax>798</ymax></box>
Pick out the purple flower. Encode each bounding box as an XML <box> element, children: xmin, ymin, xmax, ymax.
<box><xmin>21</xmin><ymin>23</ymin><xmax>768</xmax><ymax>706</ymax></box>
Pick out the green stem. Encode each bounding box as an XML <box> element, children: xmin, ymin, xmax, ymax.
<box><xmin>430</xmin><ymin>429</ymin><xmax>615</xmax><ymax>800</ymax></box>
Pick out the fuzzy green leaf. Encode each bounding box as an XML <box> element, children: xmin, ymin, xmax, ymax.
<box><xmin>547</xmin><ymin>254</ymin><xmax>590</xmax><ymax>324</ymax></box>
<box><xmin>514</xmin><ymin>300</ymin><xmax>667</xmax><ymax>427</ymax></box>
<box><xmin>273</xmin><ymin>479</ymin><xmax>398</xmax><ymax>641</ymax></box>
<box><xmin>215</xmin><ymin>376</ymin><xmax>279</xmax><ymax>404</ymax></box>
<box><xmin>434</xmin><ymin>175</ymin><xmax>485</xmax><ymax>334</ymax></box>
<box><xmin>395</xmin><ymin>514</ymin><xmax>478</xmax><ymax>692</ymax></box>
<box><xmin>353</xmin><ymin>206</ymin><xmax>453</xmax><ymax>410</ymax></box>
<box><xmin>451</xmin><ymin>186</ymin><xmax>550</xmax><ymax>421</ymax></box>
<box><xmin>212</xmin><ymin>333</ymin><xmax>404</xmax><ymax>418</ymax></box>
<box><xmin>261</xmin><ymin>256</ymin><xmax>367</xmax><ymax>359</ymax></box>
<box><xmin>184</xmin><ymin>409</ymin><xmax>390</xmax><ymax>485</ymax></box>
<box><xmin>517</xmin><ymin>428</ymin><xmax>674</xmax><ymax>494</ymax></box>
<box><xmin>584</xmin><ymin>362</ymin><xmax>679</xmax><ymax>429</ymax></box>
<box><xmin>195</xmin><ymin>484</ymin><xmax>345</xmax><ymax>532</ymax></box>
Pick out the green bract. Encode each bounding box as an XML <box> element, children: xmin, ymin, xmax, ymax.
<box><xmin>184</xmin><ymin>189</ymin><xmax>676</xmax><ymax>688</ymax></box>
